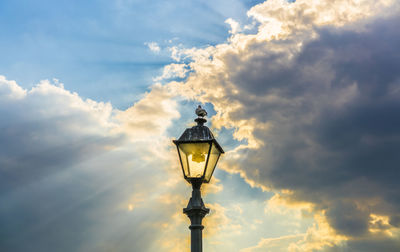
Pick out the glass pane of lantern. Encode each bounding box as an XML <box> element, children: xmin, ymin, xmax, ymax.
<box><xmin>178</xmin><ymin>142</ymin><xmax>211</xmax><ymax>178</ymax></box>
<box><xmin>204</xmin><ymin>142</ymin><xmax>221</xmax><ymax>182</ymax></box>
<box><xmin>178</xmin><ymin>145</ymin><xmax>189</xmax><ymax>177</ymax></box>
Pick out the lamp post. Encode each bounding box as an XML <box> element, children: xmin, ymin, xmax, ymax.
<box><xmin>173</xmin><ymin>106</ymin><xmax>224</xmax><ymax>252</ymax></box>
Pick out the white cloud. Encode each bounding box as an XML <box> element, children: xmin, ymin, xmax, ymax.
<box><xmin>145</xmin><ymin>41</ymin><xmax>161</xmax><ymax>53</ymax></box>
<box><xmin>153</xmin><ymin>63</ymin><xmax>189</xmax><ymax>81</ymax></box>
<box><xmin>0</xmin><ymin>76</ymin><xmax>188</xmax><ymax>252</ymax></box>
<box><xmin>0</xmin><ymin>75</ymin><xmax>27</xmax><ymax>99</ymax></box>
<box><xmin>225</xmin><ymin>18</ymin><xmax>241</xmax><ymax>34</ymax></box>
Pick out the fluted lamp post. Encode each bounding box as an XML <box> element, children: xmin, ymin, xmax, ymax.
<box><xmin>173</xmin><ymin>106</ymin><xmax>224</xmax><ymax>252</ymax></box>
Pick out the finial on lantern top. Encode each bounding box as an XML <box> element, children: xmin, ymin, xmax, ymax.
<box><xmin>195</xmin><ymin>105</ymin><xmax>207</xmax><ymax>117</ymax></box>
<box><xmin>195</xmin><ymin>105</ymin><xmax>207</xmax><ymax>125</ymax></box>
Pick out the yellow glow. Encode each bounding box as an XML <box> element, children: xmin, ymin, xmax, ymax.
<box><xmin>192</xmin><ymin>152</ymin><xmax>206</xmax><ymax>163</ymax></box>
<box><xmin>179</xmin><ymin>143</ymin><xmax>210</xmax><ymax>178</ymax></box>
<box><xmin>265</xmin><ymin>191</ymin><xmax>314</xmax><ymax>216</ymax></box>
<box><xmin>289</xmin><ymin>212</ymin><xmax>348</xmax><ymax>251</ymax></box>
<box><xmin>370</xmin><ymin>214</ymin><xmax>390</xmax><ymax>225</ymax></box>
<box><xmin>187</xmin><ymin>154</ymin><xmax>207</xmax><ymax>177</ymax></box>
<box><xmin>369</xmin><ymin>214</ymin><xmax>394</xmax><ymax>236</ymax></box>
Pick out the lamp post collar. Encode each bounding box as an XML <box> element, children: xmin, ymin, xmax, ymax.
<box><xmin>195</xmin><ymin>117</ymin><xmax>207</xmax><ymax>126</ymax></box>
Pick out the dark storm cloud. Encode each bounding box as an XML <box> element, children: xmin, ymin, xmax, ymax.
<box><xmin>222</xmin><ymin>16</ymin><xmax>400</xmax><ymax>244</ymax></box>
<box><xmin>325</xmin><ymin>236</ymin><xmax>400</xmax><ymax>252</ymax></box>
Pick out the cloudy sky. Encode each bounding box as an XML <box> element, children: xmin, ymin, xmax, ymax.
<box><xmin>1</xmin><ymin>0</ymin><xmax>400</xmax><ymax>251</ymax></box>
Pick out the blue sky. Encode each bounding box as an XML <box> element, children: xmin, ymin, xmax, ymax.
<box><xmin>1</xmin><ymin>0</ymin><xmax>400</xmax><ymax>251</ymax></box>
<box><xmin>0</xmin><ymin>0</ymin><xmax>264</xmax><ymax>108</ymax></box>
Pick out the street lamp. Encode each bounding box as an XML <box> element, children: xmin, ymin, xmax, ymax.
<box><xmin>173</xmin><ymin>105</ymin><xmax>224</xmax><ymax>252</ymax></box>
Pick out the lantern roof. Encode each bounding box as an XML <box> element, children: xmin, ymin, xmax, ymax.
<box><xmin>173</xmin><ymin>106</ymin><xmax>224</xmax><ymax>154</ymax></box>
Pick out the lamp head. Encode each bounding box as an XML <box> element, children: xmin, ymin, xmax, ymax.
<box><xmin>173</xmin><ymin>106</ymin><xmax>224</xmax><ymax>183</ymax></box>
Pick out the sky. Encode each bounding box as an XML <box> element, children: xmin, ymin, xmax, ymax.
<box><xmin>1</xmin><ymin>0</ymin><xmax>400</xmax><ymax>251</ymax></box>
